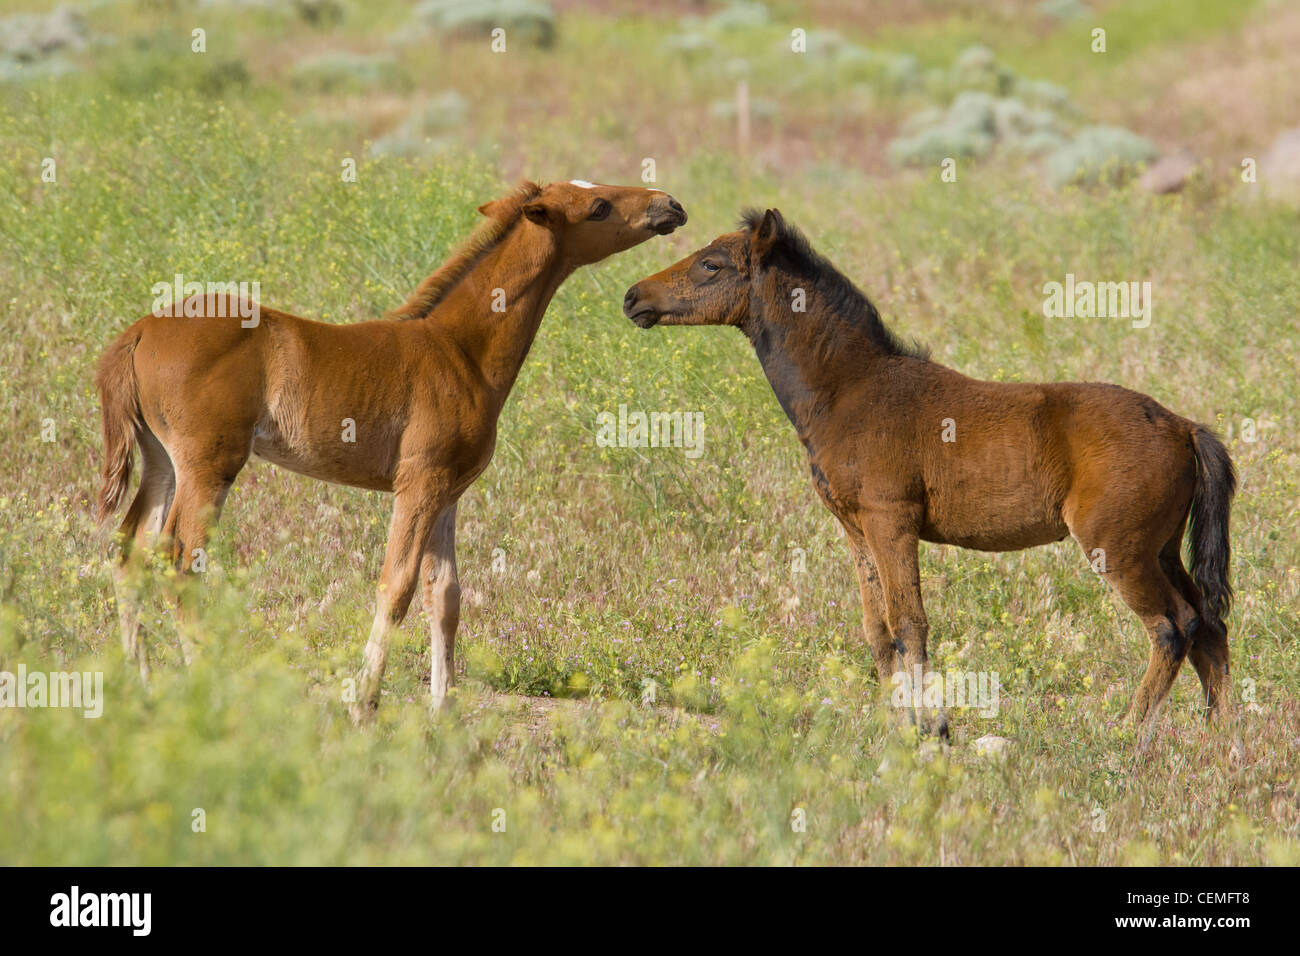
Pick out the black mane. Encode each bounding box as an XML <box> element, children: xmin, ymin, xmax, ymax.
<box><xmin>740</xmin><ymin>208</ymin><xmax>928</xmax><ymax>360</ymax></box>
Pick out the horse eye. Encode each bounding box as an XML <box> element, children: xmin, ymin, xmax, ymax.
<box><xmin>588</xmin><ymin>200</ymin><xmax>611</xmax><ymax>221</ymax></box>
<box><xmin>702</xmin><ymin>260</ymin><xmax>720</xmax><ymax>273</ymax></box>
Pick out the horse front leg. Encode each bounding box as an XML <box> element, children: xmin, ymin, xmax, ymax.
<box><xmin>843</xmin><ymin>526</ymin><xmax>899</xmax><ymax>695</ymax></box>
<box><xmin>421</xmin><ymin>502</ymin><xmax>460</xmax><ymax>709</ymax></box>
<box><xmin>351</xmin><ymin>479</ymin><xmax>449</xmax><ymax>724</ymax></box>
<box><xmin>862</xmin><ymin>516</ymin><xmax>949</xmax><ymax>741</ymax></box>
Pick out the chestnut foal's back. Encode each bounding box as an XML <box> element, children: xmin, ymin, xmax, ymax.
<box><xmin>96</xmin><ymin>180</ymin><xmax>686</xmax><ymax>720</ymax></box>
<box><xmin>624</xmin><ymin>209</ymin><xmax>1235</xmax><ymax>738</ymax></box>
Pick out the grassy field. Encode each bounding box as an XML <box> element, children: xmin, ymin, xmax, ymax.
<box><xmin>0</xmin><ymin>0</ymin><xmax>1297</xmax><ymax>864</ymax></box>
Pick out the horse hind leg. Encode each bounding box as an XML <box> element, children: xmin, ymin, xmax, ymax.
<box><xmin>112</xmin><ymin>428</ymin><xmax>175</xmax><ymax>682</ymax></box>
<box><xmin>1159</xmin><ymin>533</ymin><xmax>1231</xmax><ymax>720</ymax></box>
<box><xmin>1188</xmin><ymin>619</ymin><xmax>1231</xmax><ymax>721</ymax></box>
<box><xmin>1103</xmin><ymin>555</ymin><xmax>1198</xmax><ymax>726</ymax></box>
<box><xmin>160</xmin><ymin>452</ymin><xmax>245</xmax><ymax>665</ymax></box>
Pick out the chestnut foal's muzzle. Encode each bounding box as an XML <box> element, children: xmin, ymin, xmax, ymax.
<box><xmin>646</xmin><ymin>194</ymin><xmax>687</xmax><ymax>235</ymax></box>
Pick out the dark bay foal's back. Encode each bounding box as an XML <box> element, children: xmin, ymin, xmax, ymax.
<box><xmin>624</xmin><ymin>208</ymin><xmax>1235</xmax><ymax>737</ymax></box>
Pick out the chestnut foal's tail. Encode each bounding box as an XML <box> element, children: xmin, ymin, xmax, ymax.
<box><xmin>94</xmin><ymin>328</ymin><xmax>143</xmax><ymax>524</ymax></box>
<box><xmin>1188</xmin><ymin>425</ymin><xmax>1236</xmax><ymax>625</ymax></box>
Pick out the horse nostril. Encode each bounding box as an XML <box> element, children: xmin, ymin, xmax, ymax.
<box><xmin>623</xmin><ymin>286</ymin><xmax>640</xmax><ymax>311</ymax></box>
<box><xmin>668</xmin><ymin>198</ymin><xmax>684</xmax><ymax>214</ymax></box>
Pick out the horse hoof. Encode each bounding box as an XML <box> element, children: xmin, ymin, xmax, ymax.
<box><xmin>348</xmin><ymin>699</ymin><xmax>378</xmax><ymax>726</ymax></box>
<box><xmin>933</xmin><ymin>713</ymin><xmax>951</xmax><ymax>742</ymax></box>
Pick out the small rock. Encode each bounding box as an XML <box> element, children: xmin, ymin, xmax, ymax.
<box><xmin>1259</xmin><ymin>128</ymin><xmax>1300</xmax><ymax>204</ymax></box>
<box><xmin>0</xmin><ymin>5</ymin><xmax>87</xmax><ymax>61</ymax></box>
<box><xmin>1139</xmin><ymin>150</ymin><xmax>1196</xmax><ymax>194</ymax></box>
<box><xmin>918</xmin><ymin>740</ymin><xmax>944</xmax><ymax>761</ymax></box>
<box><xmin>973</xmin><ymin>734</ymin><xmax>1011</xmax><ymax>756</ymax></box>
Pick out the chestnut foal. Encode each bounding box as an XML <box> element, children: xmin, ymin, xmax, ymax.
<box><xmin>95</xmin><ymin>180</ymin><xmax>686</xmax><ymax>720</ymax></box>
<box><xmin>624</xmin><ymin>209</ymin><xmax>1235</xmax><ymax>738</ymax></box>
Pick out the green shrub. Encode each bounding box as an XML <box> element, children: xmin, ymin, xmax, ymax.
<box><xmin>415</xmin><ymin>0</ymin><xmax>556</xmax><ymax>49</ymax></box>
<box><xmin>370</xmin><ymin>91</ymin><xmax>469</xmax><ymax>156</ymax></box>
<box><xmin>705</xmin><ymin>1</ymin><xmax>769</xmax><ymax>33</ymax></box>
<box><xmin>1045</xmin><ymin>124</ymin><xmax>1159</xmax><ymax>185</ymax></box>
<box><xmin>290</xmin><ymin>51</ymin><xmax>406</xmax><ymax>94</ymax></box>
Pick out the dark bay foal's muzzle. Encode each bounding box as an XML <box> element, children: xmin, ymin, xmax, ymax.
<box><xmin>623</xmin><ymin>283</ymin><xmax>661</xmax><ymax>328</ymax></box>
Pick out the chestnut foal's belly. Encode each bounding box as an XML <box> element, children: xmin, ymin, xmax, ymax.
<box><xmin>250</xmin><ymin>432</ymin><xmax>396</xmax><ymax>493</ymax></box>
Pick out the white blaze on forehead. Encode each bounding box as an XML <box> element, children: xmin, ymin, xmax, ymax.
<box><xmin>570</xmin><ymin>180</ymin><xmax>667</xmax><ymax>194</ymax></box>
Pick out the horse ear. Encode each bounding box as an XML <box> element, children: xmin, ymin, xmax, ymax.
<box><xmin>521</xmin><ymin>200</ymin><xmax>554</xmax><ymax>226</ymax></box>
<box><xmin>752</xmin><ymin>208</ymin><xmax>785</xmax><ymax>260</ymax></box>
<box><xmin>476</xmin><ymin>201</ymin><xmax>497</xmax><ymax>217</ymax></box>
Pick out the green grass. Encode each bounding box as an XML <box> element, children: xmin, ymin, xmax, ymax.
<box><xmin>0</xmin><ymin>0</ymin><xmax>1297</xmax><ymax>865</ymax></box>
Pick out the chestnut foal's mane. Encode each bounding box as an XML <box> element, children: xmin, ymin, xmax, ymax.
<box><xmin>386</xmin><ymin>180</ymin><xmax>545</xmax><ymax>321</ymax></box>
<box><xmin>740</xmin><ymin>208</ymin><xmax>929</xmax><ymax>360</ymax></box>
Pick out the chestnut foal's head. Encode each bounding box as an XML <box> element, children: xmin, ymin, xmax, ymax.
<box><xmin>483</xmin><ymin>180</ymin><xmax>687</xmax><ymax>267</ymax></box>
<box><xmin>622</xmin><ymin>208</ymin><xmax>785</xmax><ymax>329</ymax></box>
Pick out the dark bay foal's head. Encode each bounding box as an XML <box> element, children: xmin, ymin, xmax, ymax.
<box><xmin>623</xmin><ymin>208</ymin><xmax>925</xmax><ymax>360</ymax></box>
<box><xmin>622</xmin><ymin>211</ymin><xmax>768</xmax><ymax>329</ymax></box>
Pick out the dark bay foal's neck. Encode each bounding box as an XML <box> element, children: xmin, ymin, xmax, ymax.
<box><xmin>426</xmin><ymin>222</ymin><xmax>572</xmax><ymax>407</ymax></box>
<box><xmin>741</xmin><ymin>266</ymin><xmax>907</xmax><ymax>448</ymax></box>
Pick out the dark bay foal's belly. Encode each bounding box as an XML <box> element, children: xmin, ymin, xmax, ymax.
<box><xmin>920</xmin><ymin>516</ymin><xmax>1071</xmax><ymax>552</ymax></box>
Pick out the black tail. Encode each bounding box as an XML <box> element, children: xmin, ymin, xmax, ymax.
<box><xmin>1188</xmin><ymin>425</ymin><xmax>1236</xmax><ymax>623</ymax></box>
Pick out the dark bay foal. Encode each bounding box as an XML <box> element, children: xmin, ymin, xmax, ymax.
<box><xmin>624</xmin><ymin>209</ymin><xmax>1235</xmax><ymax>738</ymax></box>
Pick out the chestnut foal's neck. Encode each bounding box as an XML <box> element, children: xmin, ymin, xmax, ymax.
<box><xmin>428</xmin><ymin>221</ymin><xmax>572</xmax><ymax>406</ymax></box>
